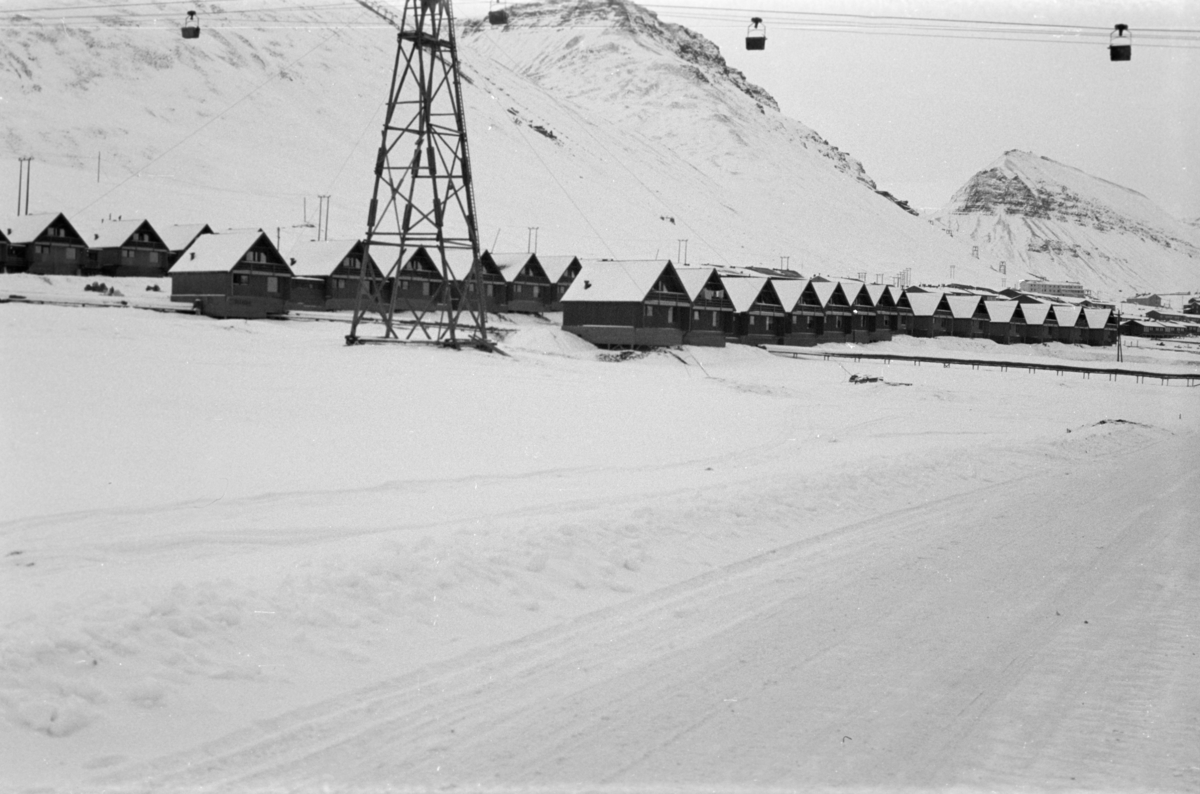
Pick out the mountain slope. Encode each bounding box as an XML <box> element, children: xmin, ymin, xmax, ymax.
<box><xmin>933</xmin><ymin>151</ymin><xmax>1200</xmax><ymax>296</ymax></box>
<box><xmin>1</xmin><ymin>0</ymin><xmax>991</xmax><ymax>285</ymax></box>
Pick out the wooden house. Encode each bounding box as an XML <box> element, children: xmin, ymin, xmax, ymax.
<box><xmin>723</xmin><ymin>276</ymin><xmax>788</xmax><ymax>345</ymax></box>
<box><xmin>486</xmin><ymin>252</ymin><xmax>545</xmax><ymax>313</ymax></box>
<box><xmin>84</xmin><ymin>218</ymin><xmax>171</xmax><ymax>277</ymax></box>
<box><xmin>946</xmin><ymin>295</ymin><xmax>987</xmax><ymax>338</ymax></box>
<box><xmin>863</xmin><ymin>284</ymin><xmax>895</xmax><ymax>342</ymax></box>
<box><xmin>887</xmin><ymin>286</ymin><xmax>914</xmax><ymax>336</ymax></box>
<box><xmin>1050</xmin><ymin>305</ymin><xmax>1083</xmax><ymax>344</ymax></box>
<box><xmin>391</xmin><ymin>247</ymin><xmax>457</xmax><ymax>313</ymax></box>
<box><xmin>838</xmin><ymin>280</ymin><xmax>875</xmax><ymax>343</ymax></box>
<box><xmin>537</xmin><ymin>255</ymin><xmax>583</xmax><ymax>310</ymax></box>
<box><xmin>169</xmin><ymin>230</ymin><xmax>293</xmax><ymax>318</ymax></box>
<box><xmin>676</xmin><ymin>266</ymin><xmax>733</xmax><ymax>347</ymax></box>
<box><xmin>1013</xmin><ymin>301</ymin><xmax>1052</xmax><ymax>344</ymax></box>
<box><xmin>787</xmin><ymin>279</ymin><xmax>825</xmax><ymax>345</ymax></box>
<box><xmin>1</xmin><ymin>213</ymin><xmax>88</xmax><ymax>275</ymax></box>
<box><xmin>159</xmin><ymin>223</ymin><xmax>214</xmax><ymax>266</ymax></box>
<box><xmin>561</xmin><ymin>260</ymin><xmax>688</xmax><ymax>347</ymax></box>
<box><xmin>1082</xmin><ymin>308</ymin><xmax>1116</xmax><ymax>345</ymax></box>
<box><xmin>770</xmin><ymin>278</ymin><xmax>806</xmax><ymax>346</ymax></box>
<box><xmin>907</xmin><ymin>291</ymin><xmax>953</xmax><ymax>337</ymax></box>
<box><xmin>286</xmin><ymin>239</ymin><xmax>382</xmax><ymax>311</ymax></box>
<box><xmin>982</xmin><ymin>300</ymin><xmax>1020</xmax><ymax>344</ymax></box>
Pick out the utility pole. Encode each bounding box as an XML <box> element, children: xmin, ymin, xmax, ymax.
<box><xmin>97</xmin><ymin>152</ymin><xmax>101</xmax><ymax>183</ymax></box>
<box><xmin>677</xmin><ymin>239</ymin><xmax>688</xmax><ymax>266</ymax></box>
<box><xmin>526</xmin><ymin>226</ymin><xmax>538</xmax><ymax>253</ymax></box>
<box><xmin>347</xmin><ymin>0</ymin><xmax>488</xmax><ymax>347</ymax></box>
<box><xmin>317</xmin><ymin>195</ymin><xmax>331</xmax><ymax>241</ymax></box>
<box><xmin>17</xmin><ymin>156</ymin><xmax>33</xmax><ymax>215</ymax></box>
<box><xmin>781</xmin><ymin>256</ymin><xmax>790</xmax><ymax>271</ymax></box>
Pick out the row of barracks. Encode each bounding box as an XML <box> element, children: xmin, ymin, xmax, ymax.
<box><xmin>559</xmin><ymin>260</ymin><xmax>1129</xmax><ymax>348</ymax></box>
<box><xmin>167</xmin><ymin>229</ymin><xmax>585</xmax><ymax>319</ymax></box>
<box><xmin>1</xmin><ymin>213</ymin><xmax>212</xmax><ymax>277</ymax></box>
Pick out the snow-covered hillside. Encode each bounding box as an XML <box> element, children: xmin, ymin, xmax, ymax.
<box><xmin>933</xmin><ymin>150</ymin><xmax>1200</xmax><ymax>297</ymax></box>
<box><xmin>1</xmin><ymin>0</ymin><xmax>992</xmax><ymax>284</ymax></box>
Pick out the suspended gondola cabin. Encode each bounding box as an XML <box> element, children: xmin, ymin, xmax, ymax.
<box><xmin>488</xmin><ymin>1</ymin><xmax>508</xmax><ymax>25</ymax></box>
<box><xmin>1109</xmin><ymin>24</ymin><xmax>1131</xmax><ymax>61</ymax></box>
<box><xmin>746</xmin><ymin>17</ymin><xmax>766</xmax><ymax>50</ymax></box>
<box><xmin>181</xmin><ymin>11</ymin><xmax>200</xmax><ymax>39</ymax></box>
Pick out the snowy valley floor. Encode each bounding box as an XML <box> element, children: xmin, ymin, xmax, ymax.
<box><xmin>1</xmin><ymin>298</ymin><xmax>1198</xmax><ymax>791</ymax></box>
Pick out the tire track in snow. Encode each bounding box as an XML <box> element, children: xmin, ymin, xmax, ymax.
<box><xmin>96</xmin><ymin>430</ymin><xmax>1199</xmax><ymax>790</ymax></box>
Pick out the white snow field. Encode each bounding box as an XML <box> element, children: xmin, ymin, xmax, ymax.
<box><xmin>1</xmin><ymin>298</ymin><xmax>1198</xmax><ymax>791</ymax></box>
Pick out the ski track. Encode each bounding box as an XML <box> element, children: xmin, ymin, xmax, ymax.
<box><xmin>94</xmin><ymin>431</ymin><xmax>1200</xmax><ymax>791</ymax></box>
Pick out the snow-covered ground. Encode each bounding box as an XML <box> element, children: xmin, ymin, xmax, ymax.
<box><xmin>2</xmin><ymin>295</ymin><xmax>1198</xmax><ymax>790</ymax></box>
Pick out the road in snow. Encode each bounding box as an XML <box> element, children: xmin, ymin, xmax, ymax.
<box><xmin>93</xmin><ymin>430</ymin><xmax>1200</xmax><ymax>791</ymax></box>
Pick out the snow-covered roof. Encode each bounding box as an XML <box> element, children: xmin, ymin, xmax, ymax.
<box><xmin>157</xmin><ymin>223</ymin><xmax>213</xmax><ymax>252</ymax></box>
<box><xmin>536</xmin><ymin>255</ymin><xmax>580</xmax><ymax>284</ymax></box>
<box><xmin>83</xmin><ymin>218</ymin><xmax>141</xmax><ymax>249</ymax></box>
<box><xmin>982</xmin><ymin>300</ymin><xmax>1019</xmax><ymax>323</ymax></box>
<box><xmin>287</xmin><ymin>239</ymin><xmax>361</xmax><ymax>277</ymax></box>
<box><xmin>2</xmin><ymin>213</ymin><xmax>72</xmax><ymax>244</ymax></box>
<box><xmin>169</xmin><ymin>231</ymin><xmax>286</xmax><ymax>275</ymax></box>
<box><xmin>906</xmin><ymin>291</ymin><xmax>945</xmax><ymax>317</ymax></box>
<box><xmin>837</xmin><ymin>279</ymin><xmax>865</xmax><ymax>305</ymax></box>
<box><xmin>487</xmin><ymin>252</ymin><xmax>535</xmax><ymax>283</ymax></box>
<box><xmin>808</xmin><ymin>280</ymin><xmax>838</xmax><ymax>307</ymax></box>
<box><xmin>946</xmin><ymin>295</ymin><xmax>982</xmax><ymax>319</ymax></box>
<box><xmin>1017</xmin><ymin>302</ymin><xmax>1052</xmax><ymax>325</ymax></box>
<box><xmin>675</xmin><ymin>266</ymin><xmax>717</xmax><ymax>301</ymax></box>
<box><xmin>864</xmin><ymin>283</ymin><xmax>889</xmax><ymax>306</ymax></box>
<box><xmin>721</xmin><ymin>276</ymin><xmax>768</xmax><ymax>313</ymax></box>
<box><xmin>771</xmin><ymin>278</ymin><xmax>806</xmax><ymax>313</ymax></box>
<box><xmin>561</xmin><ymin>260</ymin><xmax>672</xmax><ymax>303</ymax></box>
<box><xmin>1051</xmin><ymin>305</ymin><xmax>1082</xmax><ymax>328</ymax></box>
<box><xmin>1082</xmin><ymin>308</ymin><xmax>1112</xmax><ymax>329</ymax></box>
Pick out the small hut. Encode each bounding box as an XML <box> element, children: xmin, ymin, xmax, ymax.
<box><xmin>723</xmin><ymin>276</ymin><xmax>787</xmax><ymax>345</ymax></box>
<box><xmin>84</xmin><ymin>219</ymin><xmax>172</xmax><ymax>277</ymax></box>
<box><xmin>486</xmin><ymin>252</ymin><xmax>547</xmax><ymax>313</ymax></box>
<box><xmin>982</xmin><ymin>300</ymin><xmax>1020</xmax><ymax>344</ymax></box>
<box><xmin>1014</xmin><ymin>301</ymin><xmax>1052</xmax><ymax>344</ymax></box>
<box><xmin>1050</xmin><ymin>305</ymin><xmax>1083</xmax><ymax>344</ymax></box>
<box><xmin>1</xmin><ymin>213</ymin><xmax>88</xmax><ymax>275</ymax></box>
<box><xmin>287</xmin><ymin>239</ymin><xmax>382</xmax><ymax>311</ymax></box>
<box><xmin>676</xmin><ymin>266</ymin><xmax>733</xmax><ymax>347</ymax></box>
<box><xmin>907</xmin><ymin>291</ymin><xmax>953</xmax><ymax>337</ymax></box>
<box><xmin>863</xmin><ymin>284</ymin><xmax>895</xmax><ymax>342</ymax></box>
<box><xmin>838</xmin><ymin>280</ymin><xmax>875</xmax><ymax>343</ymax></box>
<box><xmin>169</xmin><ymin>230</ymin><xmax>293</xmax><ymax>318</ymax></box>
<box><xmin>946</xmin><ymin>295</ymin><xmax>987</xmax><ymax>338</ymax></box>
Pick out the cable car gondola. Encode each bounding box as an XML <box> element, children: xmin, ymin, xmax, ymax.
<box><xmin>1109</xmin><ymin>24</ymin><xmax>1131</xmax><ymax>61</ymax></box>
<box><xmin>746</xmin><ymin>17</ymin><xmax>766</xmax><ymax>51</ymax></box>
<box><xmin>488</xmin><ymin>1</ymin><xmax>508</xmax><ymax>26</ymax></box>
<box><xmin>181</xmin><ymin>10</ymin><xmax>200</xmax><ymax>39</ymax></box>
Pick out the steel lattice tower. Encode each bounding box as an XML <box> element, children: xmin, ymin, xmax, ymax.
<box><xmin>347</xmin><ymin>0</ymin><xmax>488</xmax><ymax>347</ymax></box>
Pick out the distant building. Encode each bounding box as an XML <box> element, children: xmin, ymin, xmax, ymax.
<box><xmin>1017</xmin><ymin>279</ymin><xmax>1087</xmax><ymax>299</ymax></box>
<box><xmin>158</xmin><ymin>223</ymin><xmax>214</xmax><ymax>266</ymax></box>
<box><xmin>286</xmin><ymin>239</ymin><xmax>381</xmax><ymax>311</ymax></box>
<box><xmin>1126</xmin><ymin>293</ymin><xmax>1163</xmax><ymax>308</ymax></box>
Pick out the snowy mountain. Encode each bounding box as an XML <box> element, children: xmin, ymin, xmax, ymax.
<box><xmin>0</xmin><ymin>0</ymin><xmax>993</xmax><ymax>285</ymax></box>
<box><xmin>933</xmin><ymin>150</ymin><xmax>1200</xmax><ymax>297</ymax></box>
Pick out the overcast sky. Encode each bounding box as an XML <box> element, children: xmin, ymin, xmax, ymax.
<box><xmin>466</xmin><ymin>0</ymin><xmax>1199</xmax><ymax>219</ymax></box>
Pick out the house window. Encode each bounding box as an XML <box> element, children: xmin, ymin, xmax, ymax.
<box><xmin>712</xmin><ymin>311</ymin><xmax>719</xmax><ymax>327</ymax></box>
<box><xmin>65</xmin><ymin>247</ymin><xmax>76</xmax><ymax>260</ymax></box>
<box><xmin>122</xmin><ymin>249</ymin><xmax>135</xmax><ymax>260</ymax></box>
<box><xmin>336</xmin><ymin>279</ymin><xmax>346</xmax><ymax>289</ymax></box>
<box><xmin>765</xmin><ymin>316</ymin><xmax>773</xmax><ymax>330</ymax></box>
<box><xmin>246</xmin><ymin>250</ymin><xmax>266</xmax><ymax>264</ymax></box>
<box><xmin>47</xmin><ymin>227</ymin><xmax>64</xmax><ymax>238</ymax></box>
<box><xmin>421</xmin><ymin>282</ymin><xmax>431</xmax><ymax>296</ymax></box>
<box><xmin>532</xmin><ymin>285</ymin><xmax>541</xmax><ymax>298</ymax></box>
<box><xmin>645</xmin><ymin>305</ymin><xmax>653</xmax><ymax>318</ymax></box>
<box><xmin>149</xmin><ymin>251</ymin><xmax>159</xmax><ymax>264</ymax></box>
<box><xmin>749</xmin><ymin>316</ymin><xmax>756</xmax><ymax>327</ymax></box>
<box><xmin>485</xmin><ymin>284</ymin><xmax>495</xmax><ymax>297</ymax></box>
<box><xmin>666</xmin><ymin>307</ymin><xmax>674</xmax><ymax>324</ymax></box>
<box><xmin>233</xmin><ymin>273</ymin><xmax>249</xmax><ymax>285</ymax></box>
<box><xmin>693</xmin><ymin>310</ymin><xmax>699</xmax><ymax>322</ymax></box>
<box><xmin>266</xmin><ymin>276</ymin><xmax>279</xmax><ymax>293</ymax></box>
<box><xmin>344</xmin><ymin>257</ymin><xmax>361</xmax><ymax>272</ymax></box>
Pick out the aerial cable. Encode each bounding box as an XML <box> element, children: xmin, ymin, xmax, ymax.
<box><xmin>76</xmin><ymin>28</ymin><xmax>342</xmax><ymax>214</ymax></box>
